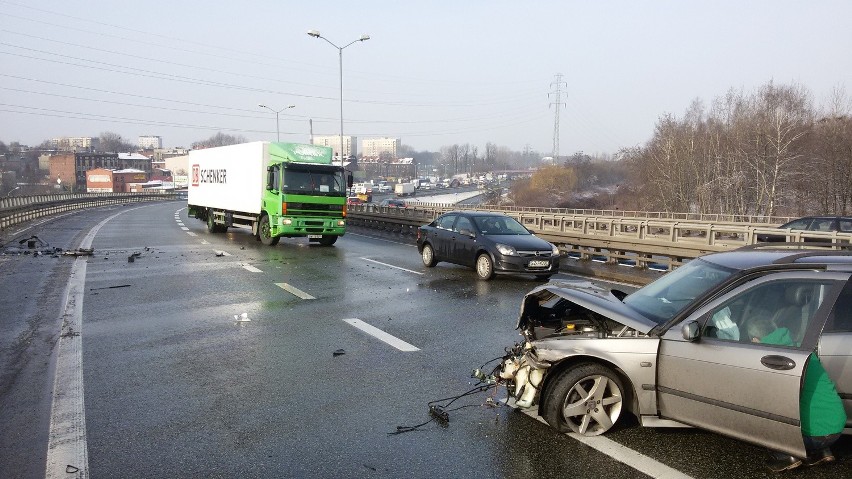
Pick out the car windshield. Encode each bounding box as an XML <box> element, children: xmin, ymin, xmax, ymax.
<box><xmin>473</xmin><ymin>216</ymin><xmax>529</xmax><ymax>235</ymax></box>
<box><xmin>622</xmin><ymin>258</ymin><xmax>736</xmax><ymax>324</ymax></box>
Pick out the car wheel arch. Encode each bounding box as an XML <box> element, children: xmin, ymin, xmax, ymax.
<box><xmin>536</xmin><ymin>356</ymin><xmax>640</xmax><ymax>421</ymax></box>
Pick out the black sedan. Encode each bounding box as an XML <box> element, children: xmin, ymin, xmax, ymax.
<box><xmin>757</xmin><ymin>216</ymin><xmax>852</xmax><ymax>242</ymax></box>
<box><xmin>416</xmin><ymin>211</ymin><xmax>561</xmax><ymax>280</ymax></box>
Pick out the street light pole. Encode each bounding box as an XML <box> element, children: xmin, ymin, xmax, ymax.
<box><xmin>258</xmin><ymin>104</ymin><xmax>295</xmax><ymax>142</ymax></box>
<box><xmin>307</xmin><ymin>30</ymin><xmax>370</xmax><ymax>166</ymax></box>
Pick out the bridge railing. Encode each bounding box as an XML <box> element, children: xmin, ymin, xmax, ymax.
<box><xmin>347</xmin><ymin>204</ymin><xmax>852</xmax><ymax>271</ymax></box>
<box><xmin>0</xmin><ymin>192</ymin><xmax>177</xmax><ymax>231</ymax></box>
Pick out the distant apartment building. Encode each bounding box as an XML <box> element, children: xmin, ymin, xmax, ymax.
<box><xmin>138</xmin><ymin>135</ymin><xmax>163</xmax><ymax>149</ymax></box>
<box><xmin>311</xmin><ymin>135</ymin><xmax>357</xmax><ymax>159</ymax></box>
<box><xmin>49</xmin><ymin>152</ymin><xmax>151</xmax><ymax>191</ymax></box>
<box><xmin>361</xmin><ymin>137</ymin><xmax>400</xmax><ymax>158</ymax></box>
<box><xmin>50</xmin><ymin>137</ymin><xmax>100</xmax><ymax>152</ymax></box>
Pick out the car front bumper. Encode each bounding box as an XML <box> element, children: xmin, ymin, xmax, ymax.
<box><xmin>494</xmin><ymin>254</ymin><xmax>561</xmax><ymax>275</ymax></box>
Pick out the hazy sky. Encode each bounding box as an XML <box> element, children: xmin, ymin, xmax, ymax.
<box><xmin>1</xmin><ymin>1</ymin><xmax>850</xmax><ymax>156</ymax></box>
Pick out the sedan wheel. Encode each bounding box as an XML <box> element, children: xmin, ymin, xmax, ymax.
<box><xmin>475</xmin><ymin>253</ymin><xmax>494</xmax><ymax>280</ymax></box>
<box><xmin>542</xmin><ymin>363</ymin><xmax>624</xmax><ymax>436</ymax></box>
<box><xmin>421</xmin><ymin>244</ymin><xmax>437</xmax><ymax>267</ymax></box>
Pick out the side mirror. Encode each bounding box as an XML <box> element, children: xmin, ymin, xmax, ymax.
<box><xmin>266</xmin><ymin>166</ymin><xmax>275</xmax><ymax>191</ymax></box>
<box><xmin>681</xmin><ymin>321</ymin><xmax>700</xmax><ymax>342</ymax></box>
<box><xmin>347</xmin><ymin>172</ymin><xmax>354</xmax><ymax>188</ymax></box>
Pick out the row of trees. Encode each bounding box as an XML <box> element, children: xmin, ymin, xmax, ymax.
<box><xmin>622</xmin><ymin>81</ymin><xmax>852</xmax><ymax>217</ymax></box>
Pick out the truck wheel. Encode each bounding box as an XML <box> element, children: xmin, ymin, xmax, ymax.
<box><xmin>207</xmin><ymin>210</ymin><xmax>218</xmax><ymax>233</ymax></box>
<box><xmin>318</xmin><ymin>235</ymin><xmax>337</xmax><ymax>246</ymax></box>
<box><xmin>258</xmin><ymin>214</ymin><xmax>280</xmax><ymax>246</ymax></box>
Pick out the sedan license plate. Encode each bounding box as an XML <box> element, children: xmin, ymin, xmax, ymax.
<box><xmin>307</xmin><ymin>234</ymin><xmax>323</xmax><ymax>239</ymax></box>
<box><xmin>528</xmin><ymin>260</ymin><xmax>549</xmax><ymax>268</ymax></box>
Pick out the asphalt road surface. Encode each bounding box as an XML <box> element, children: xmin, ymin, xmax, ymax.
<box><xmin>1</xmin><ymin>200</ymin><xmax>850</xmax><ymax>478</ymax></box>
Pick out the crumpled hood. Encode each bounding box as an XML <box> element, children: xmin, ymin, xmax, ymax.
<box><xmin>517</xmin><ymin>280</ymin><xmax>657</xmax><ymax>334</ymax></box>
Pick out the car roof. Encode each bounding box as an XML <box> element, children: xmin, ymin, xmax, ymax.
<box><xmin>701</xmin><ymin>245</ymin><xmax>852</xmax><ymax>271</ymax></box>
<box><xmin>441</xmin><ymin>211</ymin><xmax>509</xmax><ymax>218</ymax></box>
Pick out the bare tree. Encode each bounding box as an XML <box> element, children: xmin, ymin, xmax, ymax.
<box><xmin>191</xmin><ymin>132</ymin><xmax>247</xmax><ymax>149</ymax></box>
<box><xmin>98</xmin><ymin>131</ymin><xmax>135</xmax><ymax>153</ymax></box>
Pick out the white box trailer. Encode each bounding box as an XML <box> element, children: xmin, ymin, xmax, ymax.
<box><xmin>188</xmin><ymin>142</ymin><xmax>267</xmax><ymax>214</ymax></box>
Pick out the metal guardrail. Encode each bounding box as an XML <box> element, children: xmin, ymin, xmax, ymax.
<box><xmin>347</xmin><ymin>204</ymin><xmax>852</xmax><ymax>271</ymax></box>
<box><xmin>0</xmin><ymin>192</ymin><xmax>177</xmax><ymax>231</ymax></box>
<box><xmin>4</xmin><ymin>194</ymin><xmax>848</xmax><ymax>275</ymax></box>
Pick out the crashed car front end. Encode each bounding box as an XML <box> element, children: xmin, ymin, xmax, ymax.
<box><xmin>496</xmin><ymin>281</ymin><xmax>661</xmax><ymax>432</ymax></box>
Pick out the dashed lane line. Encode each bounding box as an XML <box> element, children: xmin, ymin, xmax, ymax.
<box><xmin>342</xmin><ymin>318</ymin><xmax>420</xmax><ymax>352</ymax></box>
<box><xmin>275</xmin><ymin>283</ymin><xmax>315</xmax><ymax>300</ymax></box>
<box><xmin>361</xmin><ymin>257</ymin><xmax>423</xmax><ymax>275</ymax></box>
<box><xmin>242</xmin><ymin>264</ymin><xmax>263</xmax><ymax>273</ymax></box>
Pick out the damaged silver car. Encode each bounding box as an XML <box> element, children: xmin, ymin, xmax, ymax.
<box><xmin>498</xmin><ymin>245</ymin><xmax>852</xmax><ymax>458</ymax></box>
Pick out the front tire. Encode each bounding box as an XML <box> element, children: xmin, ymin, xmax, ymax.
<box><xmin>475</xmin><ymin>253</ymin><xmax>494</xmax><ymax>280</ymax></box>
<box><xmin>421</xmin><ymin>244</ymin><xmax>437</xmax><ymax>267</ymax></box>
<box><xmin>542</xmin><ymin>363</ymin><xmax>625</xmax><ymax>436</ymax></box>
<box><xmin>258</xmin><ymin>214</ymin><xmax>280</xmax><ymax>246</ymax></box>
<box><xmin>318</xmin><ymin>235</ymin><xmax>337</xmax><ymax>246</ymax></box>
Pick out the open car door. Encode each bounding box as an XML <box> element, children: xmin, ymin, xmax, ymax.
<box><xmin>655</xmin><ymin>271</ymin><xmax>847</xmax><ymax>458</ymax></box>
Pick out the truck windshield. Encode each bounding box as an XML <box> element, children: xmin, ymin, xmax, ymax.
<box><xmin>281</xmin><ymin>167</ymin><xmax>345</xmax><ymax>196</ymax></box>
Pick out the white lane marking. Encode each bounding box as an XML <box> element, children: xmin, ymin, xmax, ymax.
<box><xmin>200</xmin><ymin>240</ymin><xmax>210</xmax><ymax>244</ymax></box>
<box><xmin>187</xmin><ymin>232</ymin><xmax>197</xmax><ymax>237</ymax></box>
<box><xmin>46</xmin><ymin>206</ymin><xmax>145</xmax><ymax>478</ymax></box>
<box><xmin>361</xmin><ymin>257</ymin><xmax>423</xmax><ymax>275</ymax></box>
<box><xmin>214</xmin><ymin>250</ymin><xmax>231</xmax><ymax>256</ymax></box>
<box><xmin>180</xmin><ymin>227</ymin><xmax>189</xmax><ymax>231</ymax></box>
<box><xmin>242</xmin><ymin>264</ymin><xmax>262</xmax><ymax>273</ymax></box>
<box><xmin>514</xmin><ymin>405</ymin><xmax>693</xmax><ymax>479</ymax></box>
<box><xmin>342</xmin><ymin>318</ymin><xmax>420</xmax><ymax>352</ymax></box>
<box><xmin>275</xmin><ymin>283</ymin><xmax>315</xmax><ymax>300</ymax></box>
<box><xmin>46</xmin><ymin>258</ymin><xmax>89</xmax><ymax>478</ymax></box>
<box><xmin>176</xmin><ymin>221</ymin><xmax>185</xmax><ymax>226</ymax></box>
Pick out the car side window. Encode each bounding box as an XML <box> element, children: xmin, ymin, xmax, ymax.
<box><xmin>839</xmin><ymin>219</ymin><xmax>852</xmax><ymax>233</ymax></box>
<box><xmin>702</xmin><ymin>280</ymin><xmax>827</xmax><ymax>347</ymax></box>
<box><xmin>784</xmin><ymin>218</ymin><xmax>813</xmax><ymax>230</ymax></box>
<box><xmin>824</xmin><ymin>281</ymin><xmax>852</xmax><ymax>332</ymax></box>
<box><xmin>454</xmin><ymin>217</ymin><xmax>474</xmax><ymax>233</ymax></box>
<box><xmin>435</xmin><ymin>215</ymin><xmax>456</xmax><ymax>230</ymax></box>
<box><xmin>810</xmin><ymin>218</ymin><xmax>834</xmax><ymax>232</ymax></box>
